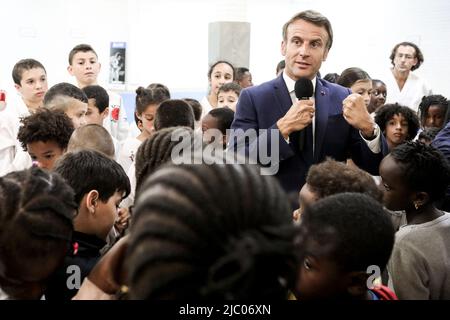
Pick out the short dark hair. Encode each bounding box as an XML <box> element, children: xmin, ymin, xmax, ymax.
<box><xmin>208</xmin><ymin>108</ymin><xmax>235</xmax><ymax>136</ymax></box>
<box><xmin>323</xmin><ymin>73</ymin><xmax>340</xmax><ymax>83</ymax></box>
<box><xmin>390</xmin><ymin>42</ymin><xmax>424</xmax><ymax>71</ymax></box>
<box><xmin>207</xmin><ymin>60</ymin><xmax>235</xmax><ymax>80</ymax></box>
<box><xmin>372</xmin><ymin>79</ymin><xmax>386</xmax><ymax>87</ymax></box>
<box><xmin>137</xmin><ymin>82</ymin><xmax>172</xmax><ymax>126</ymax></box>
<box><xmin>127</xmin><ymin>162</ymin><xmax>296</xmax><ymax>300</ymax></box>
<box><xmin>306</xmin><ymin>158</ymin><xmax>383</xmax><ymax>202</ymax></box>
<box><xmin>44</xmin><ymin>82</ymin><xmax>88</xmax><ymax>107</ymax></box>
<box><xmin>337</xmin><ymin>67</ymin><xmax>371</xmax><ymax>88</ymax></box>
<box><xmin>375</xmin><ymin>103</ymin><xmax>420</xmax><ymax>140</ymax></box>
<box><xmin>68</xmin><ymin>44</ymin><xmax>98</xmax><ymax>65</ymax></box>
<box><xmin>0</xmin><ymin>167</ymin><xmax>77</xmax><ymax>297</ymax></box>
<box><xmin>54</xmin><ymin>150</ymin><xmax>130</xmax><ymax>205</ymax></box>
<box><xmin>12</xmin><ymin>59</ymin><xmax>46</xmax><ymax>85</ymax></box>
<box><xmin>299</xmin><ymin>193</ymin><xmax>395</xmax><ymax>273</ymax></box>
<box><xmin>82</xmin><ymin>85</ymin><xmax>109</xmax><ymax>113</ymax></box>
<box><xmin>418</xmin><ymin>94</ymin><xmax>448</xmax><ymax>125</ymax></box>
<box><xmin>235</xmin><ymin>67</ymin><xmax>250</xmax><ymax>82</ymax></box>
<box><xmin>218</xmin><ymin>82</ymin><xmax>242</xmax><ymax>97</ymax></box>
<box><xmin>283</xmin><ymin>10</ymin><xmax>333</xmax><ymax>50</ymax></box>
<box><xmin>17</xmin><ymin>109</ymin><xmax>74</xmax><ymax>151</ymax></box>
<box><xmin>154</xmin><ymin>99</ymin><xmax>195</xmax><ymax>131</ymax></box>
<box><xmin>67</xmin><ymin>124</ymin><xmax>115</xmax><ymax>158</ymax></box>
<box><xmin>276</xmin><ymin>60</ymin><xmax>285</xmax><ymax>75</ymax></box>
<box><xmin>389</xmin><ymin>141</ymin><xmax>450</xmax><ymax>202</ymax></box>
<box><xmin>183</xmin><ymin>98</ymin><xmax>202</xmax><ymax>121</ymax></box>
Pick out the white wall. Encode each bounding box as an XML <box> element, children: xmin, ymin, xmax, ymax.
<box><xmin>1</xmin><ymin>0</ymin><xmax>449</xmax><ymax>97</ymax></box>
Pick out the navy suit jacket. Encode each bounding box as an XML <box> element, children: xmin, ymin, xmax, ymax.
<box><xmin>230</xmin><ymin>75</ymin><xmax>388</xmax><ymax>194</ymax></box>
<box><xmin>432</xmin><ymin>121</ymin><xmax>450</xmax><ymax>207</ymax></box>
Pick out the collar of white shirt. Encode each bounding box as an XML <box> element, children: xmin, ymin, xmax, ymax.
<box><xmin>282</xmin><ymin>71</ymin><xmax>317</xmax><ymax>98</ymax></box>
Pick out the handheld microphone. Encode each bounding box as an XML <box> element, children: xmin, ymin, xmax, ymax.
<box><xmin>294</xmin><ymin>77</ymin><xmax>314</xmax><ymax>151</ymax></box>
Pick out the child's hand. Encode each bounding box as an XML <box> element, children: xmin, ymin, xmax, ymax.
<box><xmin>293</xmin><ymin>208</ymin><xmax>303</xmax><ymax>225</ymax></box>
<box><xmin>115</xmin><ymin>207</ymin><xmax>131</xmax><ymax>235</ymax></box>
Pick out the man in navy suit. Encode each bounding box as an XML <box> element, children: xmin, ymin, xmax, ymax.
<box><xmin>229</xmin><ymin>10</ymin><xmax>387</xmax><ymax>196</ymax></box>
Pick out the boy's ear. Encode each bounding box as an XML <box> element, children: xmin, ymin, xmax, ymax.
<box><xmin>67</xmin><ymin>65</ymin><xmax>74</xmax><ymax>76</ymax></box>
<box><xmin>86</xmin><ymin>190</ymin><xmax>100</xmax><ymax>215</ymax></box>
<box><xmin>345</xmin><ymin>271</ymin><xmax>369</xmax><ymax>297</ymax></box>
<box><xmin>102</xmin><ymin>107</ymin><xmax>110</xmax><ymax>120</ymax></box>
<box><xmin>14</xmin><ymin>83</ymin><xmax>22</xmax><ymax>92</ymax></box>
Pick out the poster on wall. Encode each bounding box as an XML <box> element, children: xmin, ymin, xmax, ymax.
<box><xmin>109</xmin><ymin>42</ymin><xmax>126</xmax><ymax>84</ymax></box>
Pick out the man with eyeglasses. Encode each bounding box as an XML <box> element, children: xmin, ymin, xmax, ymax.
<box><xmin>384</xmin><ymin>42</ymin><xmax>431</xmax><ymax>113</ymax></box>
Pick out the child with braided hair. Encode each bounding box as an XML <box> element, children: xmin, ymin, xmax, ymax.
<box><xmin>379</xmin><ymin>141</ymin><xmax>450</xmax><ymax>299</ymax></box>
<box><xmin>122</xmin><ymin>126</ymin><xmax>202</xmax><ymax>209</ymax></box>
<box><xmin>0</xmin><ymin>167</ymin><xmax>77</xmax><ymax>299</ymax></box>
<box><xmin>126</xmin><ymin>162</ymin><xmax>297</xmax><ymax>299</ymax></box>
<box><xmin>418</xmin><ymin>94</ymin><xmax>448</xmax><ymax>130</ymax></box>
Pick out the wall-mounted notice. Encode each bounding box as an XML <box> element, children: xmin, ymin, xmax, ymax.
<box><xmin>109</xmin><ymin>42</ymin><xmax>126</xmax><ymax>84</ymax></box>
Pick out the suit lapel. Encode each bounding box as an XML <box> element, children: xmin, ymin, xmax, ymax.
<box><xmin>273</xmin><ymin>75</ymin><xmax>305</xmax><ymax>156</ymax></box>
<box><xmin>273</xmin><ymin>75</ymin><xmax>292</xmax><ymax>116</ymax></box>
<box><xmin>314</xmin><ymin>79</ymin><xmax>330</xmax><ymax>162</ymax></box>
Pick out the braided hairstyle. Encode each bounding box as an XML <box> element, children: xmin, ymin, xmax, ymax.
<box><xmin>0</xmin><ymin>167</ymin><xmax>77</xmax><ymax>296</ymax></box>
<box><xmin>390</xmin><ymin>141</ymin><xmax>450</xmax><ymax>203</ymax></box>
<box><xmin>418</xmin><ymin>94</ymin><xmax>448</xmax><ymax>128</ymax></box>
<box><xmin>135</xmin><ymin>86</ymin><xmax>170</xmax><ymax>115</ymax></box>
<box><xmin>134</xmin><ymin>126</ymin><xmax>201</xmax><ymax>194</ymax></box>
<box><xmin>126</xmin><ymin>162</ymin><xmax>296</xmax><ymax>300</ymax></box>
<box><xmin>134</xmin><ymin>85</ymin><xmax>170</xmax><ymax>127</ymax></box>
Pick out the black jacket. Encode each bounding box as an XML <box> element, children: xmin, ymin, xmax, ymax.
<box><xmin>44</xmin><ymin>231</ymin><xmax>106</xmax><ymax>300</ymax></box>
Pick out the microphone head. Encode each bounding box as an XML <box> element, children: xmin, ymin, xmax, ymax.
<box><xmin>294</xmin><ymin>77</ymin><xmax>314</xmax><ymax>99</ymax></box>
